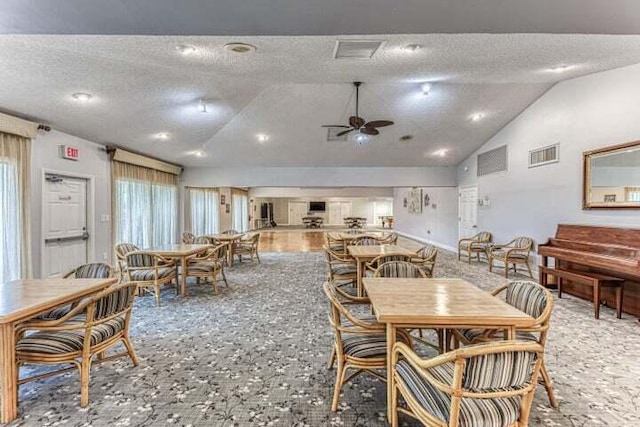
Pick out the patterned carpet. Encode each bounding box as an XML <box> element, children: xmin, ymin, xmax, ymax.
<box><xmin>9</xmin><ymin>250</ymin><xmax>640</xmax><ymax>426</ymax></box>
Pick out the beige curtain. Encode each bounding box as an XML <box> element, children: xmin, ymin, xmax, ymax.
<box><xmin>0</xmin><ymin>131</ymin><xmax>32</xmax><ymax>280</ymax></box>
<box><xmin>111</xmin><ymin>161</ymin><xmax>179</xmax><ymax>247</ymax></box>
<box><xmin>184</xmin><ymin>187</ymin><xmax>220</xmax><ymax>235</ymax></box>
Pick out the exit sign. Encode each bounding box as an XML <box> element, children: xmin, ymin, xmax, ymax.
<box><xmin>60</xmin><ymin>145</ymin><xmax>79</xmax><ymax>161</ymax></box>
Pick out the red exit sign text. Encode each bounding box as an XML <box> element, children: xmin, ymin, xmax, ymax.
<box><xmin>60</xmin><ymin>145</ymin><xmax>79</xmax><ymax>161</ymax></box>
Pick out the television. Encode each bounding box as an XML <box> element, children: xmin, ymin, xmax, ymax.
<box><xmin>309</xmin><ymin>201</ymin><xmax>326</xmax><ymax>212</ymax></box>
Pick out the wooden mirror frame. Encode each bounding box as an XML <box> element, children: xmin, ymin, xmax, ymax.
<box><xmin>583</xmin><ymin>140</ymin><xmax>640</xmax><ymax>210</ymax></box>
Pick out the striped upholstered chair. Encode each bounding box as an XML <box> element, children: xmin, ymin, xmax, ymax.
<box><xmin>125</xmin><ymin>251</ymin><xmax>177</xmax><ymax>306</ymax></box>
<box><xmin>324</xmin><ymin>282</ymin><xmax>412</xmax><ymax>411</ymax></box>
<box><xmin>391</xmin><ymin>340</ymin><xmax>544</xmax><ymax>427</ymax></box>
<box><xmin>115</xmin><ymin>243</ymin><xmax>140</xmax><ymax>277</ymax></box>
<box><xmin>412</xmin><ymin>245</ymin><xmax>438</xmax><ymax>278</ymax></box>
<box><xmin>378</xmin><ymin>232</ymin><xmax>399</xmax><ymax>245</ymax></box>
<box><xmin>16</xmin><ymin>282</ymin><xmax>139</xmax><ymax>408</ymax></box>
<box><xmin>37</xmin><ymin>263</ymin><xmax>115</xmax><ymax>321</ymax></box>
<box><xmin>364</xmin><ymin>254</ymin><xmax>414</xmax><ymax>277</ymax></box>
<box><xmin>374</xmin><ymin>261</ymin><xmax>427</xmax><ymax>278</ymax></box>
<box><xmin>186</xmin><ymin>243</ymin><xmax>229</xmax><ymax>294</ymax></box>
<box><xmin>489</xmin><ymin>236</ymin><xmax>534</xmax><ymax>278</ymax></box>
<box><xmin>324</xmin><ymin>246</ymin><xmax>357</xmax><ymax>289</ymax></box>
<box><xmin>452</xmin><ymin>280</ymin><xmax>558</xmax><ymax>408</ymax></box>
<box><xmin>234</xmin><ymin>232</ymin><xmax>261</xmax><ymax>264</ymax></box>
<box><xmin>458</xmin><ymin>231</ymin><xmax>492</xmax><ymax>264</ymax></box>
<box><xmin>181</xmin><ymin>231</ymin><xmax>196</xmax><ymax>244</ymax></box>
<box><xmin>351</xmin><ymin>235</ymin><xmax>381</xmax><ymax>246</ymax></box>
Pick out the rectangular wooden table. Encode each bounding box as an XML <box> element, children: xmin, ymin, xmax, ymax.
<box><xmin>144</xmin><ymin>244</ymin><xmax>211</xmax><ymax>297</ymax></box>
<box><xmin>363</xmin><ymin>277</ymin><xmax>534</xmax><ymax>422</ymax></box>
<box><xmin>205</xmin><ymin>234</ymin><xmax>244</xmax><ymax>266</ymax></box>
<box><xmin>0</xmin><ymin>278</ymin><xmax>116</xmax><ymax>423</ymax></box>
<box><xmin>347</xmin><ymin>245</ymin><xmax>419</xmax><ymax>297</ymax></box>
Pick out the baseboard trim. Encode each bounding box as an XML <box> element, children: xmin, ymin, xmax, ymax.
<box><xmin>395</xmin><ymin>231</ymin><xmax>457</xmax><ymax>253</ymax></box>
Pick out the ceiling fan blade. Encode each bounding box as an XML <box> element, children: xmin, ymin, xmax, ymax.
<box><xmin>360</xmin><ymin>127</ymin><xmax>379</xmax><ymax>136</ymax></box>
<box><xmin>365</xmin><ymin>120</ymin><xmax>394</xmax><ymax>128</ymax></box>
<box><xmin>336</xmin><ymin>128</ymin><xmax>355</xmax><ymax>137</ymax></box>
<box><xmin>321</xmin><ymin>125</ymin><xmax>350</xmax><ymax>128</ymax></box>
<box><xmin>349</xmin><ymin>116</ymin><xmax>365</xmax><ymax>128</ymax></box>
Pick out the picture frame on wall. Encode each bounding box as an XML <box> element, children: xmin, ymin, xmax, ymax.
<box><xmin>408</xmin><ymin>188</ymin><xmax>422</xmax><ymax>213</ymax></box>
<box><xmin>221</xmin><ymin>195</ymin><xmax>226</xmax><ymax>205</ymax></box>
<box><xmin>225</xmin><ymin>203</ymin><xmax>230</xmax><ymax>213</ymax></box>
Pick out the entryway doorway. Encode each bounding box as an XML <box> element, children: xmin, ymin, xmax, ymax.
<box><xmin>458</xmin><ymin>185</ymin><xmax>478</xmax><ymax>240</ymax></box>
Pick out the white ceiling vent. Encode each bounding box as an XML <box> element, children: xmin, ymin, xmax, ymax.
<box><xmin>529</xmin><ymin>143</ymin><xmax>559</xmax><ymax>168</ymax></box>
<box><xmin>334</xmin><ymin>40</ymin><xmax>384</xmax><ymax>59</ymax></box>
<box><xmin>477</xmin><ymin>145</ymin><xmax>508</xmax><ymax>177</ymax></box>
<box><xmin>326</xmin><ymin>127</ymin><xmax>348</xmax><ymax>142</ymax></box>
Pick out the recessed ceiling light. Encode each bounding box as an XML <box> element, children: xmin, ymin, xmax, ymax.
<box><xmin>72</xmin><ymin>92</ymin><xmax>92</xmax><ymax>102</ymax></box>
<box><xmin>421</xmin><ymin>83</ymin><xmax>432</xmax><ymax>95</ymax></box>
<box><xmin>546</xmin><ymin>65</ymin><xmax>573</xmax><ymax>73</ymax></box>
<box><xmin>256</xmin><ymin>133</ymin><xmax>269</xmax><ymax>142</ymax></box>
<box><xmin>194</xmin><ymin>150</ymin><xmax>205</xmax><ymax>157</ymax></box>
<box><xmin>224</xmin><ymin>43</ymin><xmax>257</xmax><ymax>54</ymax></box>
<box><xmin>434</xmin><ymin>149</ymin><xmax>448</xmax><ymax>157</ymax></box>
<box><xmin>470</xmin><ymin>112</ymin><xmax>484</xmax><ymax>122</ymax></box>
<box><xmin>403</xmin><ymin>44</ymin><xmax>422</xmax><ymax>52</ymax></box>
<box><xmin>176</xmin><ymin>45</ymin><xmax>197</xmax><ymax>55</ymax></box>
<box><xmin>154</xmin><ymin>132</ymin><xmax>170</xmax><ymax>140</ymax></box>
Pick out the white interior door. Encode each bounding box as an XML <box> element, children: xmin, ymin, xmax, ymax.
<box><xmin>288</xmin><ymin>201</ymin><xmax>308</xmax><ymax>225</ymax></box>
<box><xmin>458</xmin><ymin>186</ymin><xmax>478</xmax><ymax>240</ymax></box>
<box><xmin>340</xmin><ymin>202</ymin><xmax>352</xmax><ymax>221</ymax></box>
<box><xmin>43</xmin><ymin>175</ymin><xmax>88</xmax><ymax>278</ymax></box>
<box><xmin>327</xmin><ymin>202</ymin><xmax>342</xmax><ymax>225</ymax></box>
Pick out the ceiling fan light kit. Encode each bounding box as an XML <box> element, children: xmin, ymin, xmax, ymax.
<box><xmin>322</xmin><ymin>82</ymin><xmax>394</xmax><ymax>143</ymax></box>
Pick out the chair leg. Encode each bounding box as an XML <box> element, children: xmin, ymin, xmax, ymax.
<box><xmin>540</xmin><ymin>361</ymin><xmax>559</xmax><ymax>408</ymax></box>
<box><xmin>327</xmin><ymin>346</ymin><xmax>336</xmax><ymax>369</ymax></box>
<box><xmin>221</xmin><ymin>267</ymin><xmax>229</xmax><ymax>287</ymax></box>
<box><xmin>154</xmin><ymin>285</ymin><xmax>161</xmax><ymax>306</ymax></box>
<box><xmin>504</xmin><ymin>262</ymin><xmax>509</xmax><ymax>278</ymax></box>
<box><xmin>525</xmin><ymin>261</ymin><xmax>534</xmax><ymax>278</ymax></box>
<box><xmin>255</xmin><ymin>252</ymin><xmax>261</xmax><ymax>264</ymax></box>
<box><xmin>390</xmin><ymin>373</ymin><xmax>399</xmax><ymax>427</ymax></box>
<box><xmin>489</xmin><ymin>258</ymin><xmax>493</xmax><ymax>272</ymax></box>
<box><xmin>123</xmin><ymin>336</ymin><xmax>140</xmax><ymax>366</ymax></box>
<box><xmin>331</xmin><ymin>359</ymin><xmax>347</xmax><ymax>411</ymax></box>
<box><xmin>457</xmin><ymin>249</ymin><xmax>461</xmax><ymax>261</ymax></box>
<box><xmin>212</xmin><ymin>273</ymin><xmax>219</xmax><ymax>294</ymax></box>
<box><xmin>80</xmin><ymin>357</ymin><xmax>92</xmax><ymax>407</ymax></box>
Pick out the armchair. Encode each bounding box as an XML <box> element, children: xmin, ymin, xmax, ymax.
<box><xmin>489</xmin><ymin>236</ymin><xmax>534</xmax><ymax>278</ymax></box>
<box><xmin>125</xmin><ymin>251</ymin><xmax>177</xmax><ymax>306</ymax></box>
<box><xmin>391</xmin><ymin>340</ymin><xmax>544</xmax><ymax>427</ymax></box>
<box><xmin>186</xmin><ymin>244</ymin><xmax>229</xmax><ymax>294</ymax></box>
<box><xmin>457</xmin><ymin>231</ymin><xmax>492</xmax><ymax>264</ymax></box>
<box><xmin>412</xmin><ymin>244</ymin><xmax>438</xmax><ymax>278</ymax></box>
<box><xmin>234</xmin><ymin>232</ymin><xmax>261</xmax><ymax>263</ymax></box>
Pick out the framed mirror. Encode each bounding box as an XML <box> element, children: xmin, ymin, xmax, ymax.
<box><xmin>583</xmin><ymin>140</ymin><xmax>640</xmax><ymax>209</ymax></box>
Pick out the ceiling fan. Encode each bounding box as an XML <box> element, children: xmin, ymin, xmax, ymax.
<box><xmin>322</xmin><ymin>82</ymin><xmax>394</xmax><ymax>137</ymax></box>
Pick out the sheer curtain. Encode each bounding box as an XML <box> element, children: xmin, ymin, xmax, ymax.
<box><xmin>0</xmin><ymin>131</ymin><xmax>31</xmax><ymax>281</ymax></box>
<box><xmin>185</xmin><ymin>187</ymin><xmax>220</xmax><ymax>235</ymax></box>
<box><xmin>232</xmin><ymin>191</ymin><xmax>249</xmax><ymax>232</ymax></box>
<box><xmin>112</xmin><ymin>161</ymin><xmax>178</xmax><ymax>247</ymax></box>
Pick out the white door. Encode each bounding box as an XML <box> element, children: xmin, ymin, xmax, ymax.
<box><xmin>327</xmin><ymin>202</ymin><xmax>342</xmax><ymax>225</ymax></box>
<box><xmin>42</xmin><ymin>175</ymin><xmax>88</xmax><ymax>278</ymax></box>
<box><xmin>340</xmin><ymin>202</ymin><xmax>353</xmax><ymax>222</ymax></box>
<box><xmin>288</xmin><ymin>201</ymin><xmax>308</xmax><ymax>225</ymax></box>
<box><xmin>458</xmin><ymin>186</ymin><xmax>478</xmax><ymax>240</ymax></box>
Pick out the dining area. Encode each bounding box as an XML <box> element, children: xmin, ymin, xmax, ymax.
<box><xmin>323</xmin><ymin>231</ymin><xmax>558</xmax><ymax>426</ymax></box>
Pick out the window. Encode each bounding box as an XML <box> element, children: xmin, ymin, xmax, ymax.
<box><xmin>627</xmin><ymin>187</ymin><xmax>640</xmax><ymax>202</ymax></box>
<box><xmin>186</xmin><ymin>187</ymin><xmax>220</xmax><ymax>235</ymax></box>
<box><xmin>113</xmin><ymin>162</ymin><xmax>178</xmax><ymax>247</ymax></box>
<box><xmin>232</xmin><ymin>192</ymin><xmax>249</xmax><ymax>232</ymax></box>
<box><xmin>0</xmin><ymin>159</ymin><xmax>20</xmax><ymax>282</ymax></box>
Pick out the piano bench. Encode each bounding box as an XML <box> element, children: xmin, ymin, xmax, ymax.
<box><xmin>543</xmin><ymin>266</ymin><xmax>624</xmax><ymax>319</ymax></box>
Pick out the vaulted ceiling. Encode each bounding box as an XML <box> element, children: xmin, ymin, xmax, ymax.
<box><xmin>2</xmin><ymin>3</ymin><xmax>640</xmax><ymax>167</ymax></box>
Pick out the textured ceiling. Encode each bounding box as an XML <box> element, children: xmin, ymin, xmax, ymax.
<box><xmin>2</xmin><ymin>34</ymin><xmax>640</xmax><ymax>166</ymax></box>
<box><xmin>3</xmin><ymin>0</ymin><xmax>640</xmax><ymax>35</ymax></box>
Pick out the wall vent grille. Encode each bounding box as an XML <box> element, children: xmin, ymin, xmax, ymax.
<box><xmin>529</xmin><ymin>143</ymin><xmax>559</xmax><ymax>168</ymax></box>
<box><xmin>477</xmin><ymin>145</ymin><xmax>508</xmax><ymax>177</ymax></box>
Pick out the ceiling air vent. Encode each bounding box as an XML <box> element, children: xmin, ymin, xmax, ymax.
<box><xmin>529</xmin><ymin>143</ymin><xmax>559</xmax><ymax>168</ymax></box>
<box><xmin>477</xmin><ymin>145</ymin><xmax>508</xmax><ymax>177</ymax></box>
<box><xmin>326</xmin><ymin>127</ymin><xmax>348</xmax><ymax>142</ymax></box>
<box><xmin>334</xmin><ymin>40</ymin><xmax>384</xmax><ymax>59</ymax></box>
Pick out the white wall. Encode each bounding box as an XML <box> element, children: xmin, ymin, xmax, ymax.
<box><xmin>248</xmin><ymin>187</ymin><xmax>393</xmax><ymax>198</ymax></box>
<box><xmin>392</xmin><ymin>187</ymin><xmax>459</xmax><ymax>251</ymax></box>
<box><xmin>182</xmin><ymin>166</ymin><xmax>456</xmax><ymax>187</ymax></box>
<box><xmin>31</xmin><ymin>130</ymin><xmax>111</xmax><ymax>277</ymax></box>
<box><xmin>457</xmin><ymin>62</ymin><xmax>640</xmax><ymax>247</ymax></box>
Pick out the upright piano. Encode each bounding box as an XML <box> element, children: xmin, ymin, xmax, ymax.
<box><xmin>538</xmin><ymin>224</ymin><xmax>640</xmax><ymax>318</ymax></box>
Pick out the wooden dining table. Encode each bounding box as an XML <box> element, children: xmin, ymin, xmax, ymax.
<box><xmin>144</xmin><ymin>244</ymin><xmax>211</xmax><ymax>297</ymax></box>
<box><xmin>363</xmin><ymin>277</ymin><xmax>534</xmax><ymax>422</ymax></box>
<box><xmin>205</xmin><ymin>233</ymin><xmax>244</xmax><ymax>266</ymax></box>
<box><xmin>0</xmin><ymin>277</ymin><xmax>116</xmax><ymax>423</ymax></box>
<box><xmin>347</xmin><ymin>245</ymin><xmax>419</xmax><ymax>297</ymax></box>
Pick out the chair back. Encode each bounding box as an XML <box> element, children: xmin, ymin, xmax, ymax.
<box><xmin>475</xmin><ymin>231</ymin><xmax>492</xmax><ymax>243</ymax></box>
<box><xmin>418</xmin><ymin>244</ymin><xmax>438</xmax><ymax>262</ymax></box>
<box><xmin>379</xmin><ymin>232</ymin><xmax>398</xmax><ymax>245</ymax></box>
<box><xmin>222</xmin><ymin>229</ymin><xmax>240</xmax><ymax>235</ymax></box>
<box><xmin>65</xmin><ymin>263</ymin><xmax>114</xmax><ymax>279</ymax></box>
<box><xmin>352</xmin><ymin>236</ymin><xmax>380</xmax><ymax>246</ymax></box>
<box><xmin>89</xmin><ymin>282</ymin><xmax>137</xmax><ymax>323</ymax></box>
<box><xmin>182</xmin><ymin>231</ymin><xmax>196</xmax><ymax>244</ymax></box>
<box><xmin>513</xmin><ymin>236</ymin><xmax>534</xmax><ymax>250</ymax></box>
<box><xmin>374</xmin><ymin>261</ymin><xmax>426</xmax><ymax>278</ymax></box>
<box><xmin>125</xmin><ymin>251</ymin><xmax>158</xmax><ymax>268</ymax></box>
<box><xmin>367</xmin><ymin>254</ymin><xmax>412</xmax><ymax>271</ymax></box>
<box><xmin>194</xmin><ymin>235</ymin><xmax>213</xmax><ymax>244</ymax></box>
<box><xmin>115</xmin><ymin>243</ymin><xmax>140</xmax><ymax>273</ymax></box>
